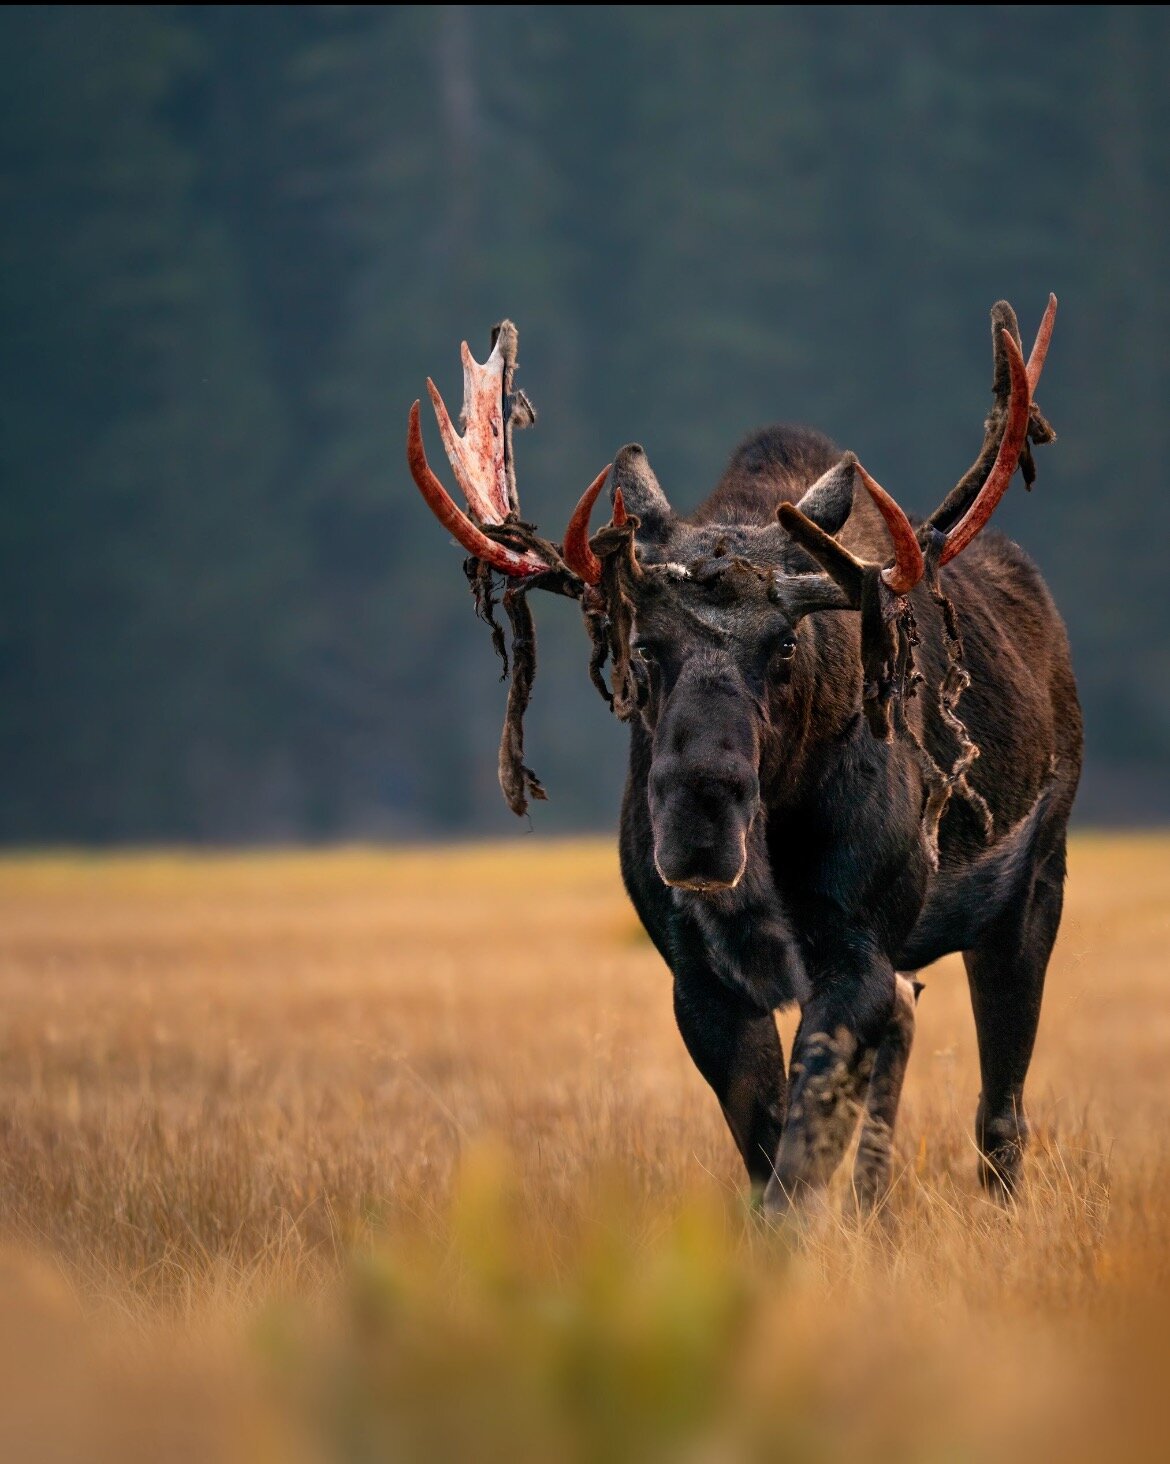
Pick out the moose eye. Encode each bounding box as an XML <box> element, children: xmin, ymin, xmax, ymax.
<box><xmin>776</xmin><ymin>636</ymin><xmax>797</xmax><ymax>660</ymax></box>
<box><xmin>633</xmin><ymin>642</ymin><xmax>659</xmax><ymax>664</ymax></box>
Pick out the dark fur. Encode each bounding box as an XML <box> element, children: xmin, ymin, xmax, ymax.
<box><xmin>612</xmin><ymin>424</ymin><xmax>1081</xmax><ymax>1211</ymax></box>
<box><xmin>696</xmin><ymin>424</ymin><xmax>844</xmax><ymax>525</ymax></box>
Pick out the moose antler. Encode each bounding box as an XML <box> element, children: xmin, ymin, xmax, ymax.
<box><xmin>408</xmin><ymin>403</ymin><xmax>550</xmax><ymax>578</ymax></box>
<box><xmin>933</xmin><ymin>329</ymin><xmax>1032</xmax><ymax>564</ymax></box>
<box><xmin>926</xmin><ymin>294</ymin><xmax>1057</xmax><ymax>536</ymax></box>
<box><xmin>407</xmin><ymin>321</ymin><xmax>620</xmax><ymax>816</ymax></box>
<box><xmin>407</xmin><ymin>327</ymin><xmax>549</xmax><ymax>577</ymax></box>
<box><xmin>427</xmin><ymin>339</ymin><xmax>512</xmax><ymax>522</ymax></box>
<box><xmin>777</xmin><ymin>454</ymin><xmax>923</xmax><ymax>606</ymax></box>
<box><xmin>777</xmin><ymin>298</ymin><xmax>1055</xmax><ymax>599</ymax></box>
<box><xmin>407</xmin><ymin>321</ymin><xmax>613</xmax><ymax>586</ymax></box>
<box><xmin>561</xmin><ymin>471</ymin><xmax>608</xmax><ymax>585</ymax></box>
<box><xmin>778</xmin><ymin>297</ymin><xmax>1056</xmax><ymax>839</ymax></box>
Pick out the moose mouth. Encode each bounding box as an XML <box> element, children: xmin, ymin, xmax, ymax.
<box><xmin>666</xmin><ymin>876</ymin><xmax>742</xmax><ymax>893</ymax></box>
<box><xmin>653</xmin><ymin>854</ymin><xmax>746</xmax><ymax>895</ymax></box>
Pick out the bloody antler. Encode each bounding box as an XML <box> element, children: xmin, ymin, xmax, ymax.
<box><xmin>424</xmin><ymin>340</ymin><xmax>511</xmax><ymax>524</ymax></box>
<box><xmin>407</xmin><ymin>321</ymin><xmax>623</xmax><ymax>818</ymax></box>
<box><xmin>407</xmin><ymin>400</ymin><xmax>548</xmax><ymax>577</ymax></box>
<box><xmin>854</xmin><ymin>463</ymin><xmax>924</xmax><ymax>593</ymax></box>
<box><xmin>1025</xmin><ymin>291</ymin><xmax>1057</xmax><ymax>393</ymax></box>
<box><xmin>927</xmin><ymin>295</ymin><xmax>1057</xmax><ymax>535</ymax></box>
<box><xmin>937</xmin><ymin>329</ymin><xmax>1031</xmax><ymax>565</ymax></box>
<box><xmin>777</xmin><ymin>453</ymin><xmax>922</xmax><ymax>603</ymax></box>
<box><xmin>780</xmin><ymin>297</ymin><xmax>1055</xmax><ymax>598</ymax></box>
<box><xmin>561</xmin><ymin>467</ymin><xmax>611</xmax><ymax>585</ymax></box>
<box><xmin>408</xmin><ymin>328</ymin><xmax>614</xmax><ymax>585</ymax></box>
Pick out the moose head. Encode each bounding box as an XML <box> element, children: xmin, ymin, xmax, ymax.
<box><xmin>406</xmin><ymin>299</ymin><xmax>1056</xmax><ymax>893</ymax></box>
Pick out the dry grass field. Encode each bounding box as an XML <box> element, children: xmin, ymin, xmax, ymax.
<box><xmin>0</xmin><ymin>834</ymin><xmax>1168</xmax><ymax>1461</ymax></box>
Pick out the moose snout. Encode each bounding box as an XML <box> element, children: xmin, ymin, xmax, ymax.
<box><xmin>647</xmin><ymin>655</ymin><xmax>762</xmax><ymax>896</ymax></box>
<box><xmin>653</xmin><ymin>845</ymin><xmax>746</xmax><ymax>893</ymax></box>
<box><xmin>649</xmin><ymin>760</ymin><xmax>759</xmax><ymax>893</ymax></box>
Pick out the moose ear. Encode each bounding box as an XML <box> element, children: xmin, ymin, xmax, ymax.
<box><xmin>792</xmin><ymin>451</ymin><xmax>858</xmax><ymax>535</ymax></box>
<box><xmin>611</xmin><ymin>443</ymin><xmax>673</xmax><ymax>536</ymax></box>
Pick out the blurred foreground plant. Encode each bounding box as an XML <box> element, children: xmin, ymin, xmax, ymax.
<box><xmin>262</xmin><ymin>1141</ymin><xmax>762</xmax><ymax>1464</ymax></box>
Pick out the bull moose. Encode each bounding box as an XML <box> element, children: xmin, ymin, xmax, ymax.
<box><xmin>406</xmin><ymin>297</ymin><xmax>1080</xmax><ymax>1215</ymax></box>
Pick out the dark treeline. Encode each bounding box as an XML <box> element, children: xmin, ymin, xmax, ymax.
<box><xmin>1</xmin><ymin>6</ymin><xmax>1167</xmax><ymax>842</ymax></box>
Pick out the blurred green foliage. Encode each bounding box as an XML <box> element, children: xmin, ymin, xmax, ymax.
<box><xmin>264</xmin><ymin>1145</ymin><xmax>772</xmax><ymax>1464</ymax></box>
<box><xmin>254</xmin><ymin>1139</ymin><xmax>1153</xmax><ymax>1464</ymax></box>
<box><xmin>1</xmin><ymin>6</ymin><xmax>1167</xmax><ymax>841</ymax></box>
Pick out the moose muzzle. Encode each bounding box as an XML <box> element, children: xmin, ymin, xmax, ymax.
<box><xmin>647</xmin><ymin>659</ymin><xmax>761</xmax><ymax>893</ymax></box>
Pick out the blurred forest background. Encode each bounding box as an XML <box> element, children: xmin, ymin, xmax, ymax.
<box><xmin>1</xmin><ymin>5</ymin><xmax>1166</xmax><ymax>844</ymax></box>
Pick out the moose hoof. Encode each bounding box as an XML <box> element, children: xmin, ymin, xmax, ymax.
<box><xmin>759</xmin><ymin>1173</ymin><xmax>832</xmax><ymax>1233</ymax></box>
<box><xmin>977</xmin><ymin>1111</ymin><xmax>1028</xmax><ymax>1201</ymax></box>
<box><xmin>978</xmin><ymin>1150</ymin><xmax>1024</xmax><ymax>1202</ymax></box>
<box><xmin>847</xmin><ymin>1171</ymin><xmax>891</xmax><ymax>1219</ymax></box>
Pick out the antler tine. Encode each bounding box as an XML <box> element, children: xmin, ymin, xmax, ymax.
<box><xmin>778</xmin><ymin>458</ymin><xmax>922</xmax><ymax>602</ymax></box>
<box><xmin>780</xmin><ymin>305</ymin><xmax>1046</xmax><ymax>594</ymax></box>
<box><xmin>927</xmin><ymin>297</ymin><xmax>1056</xmax><ymax>536</ymax></box>
<box><xmin>561</xmin><ymin>466</ymin><xmax>612</xmax><ymax>586</ymax></box>
<box><xmin>407</xmin><ymin>402</ymin><xmax>548</xmax><ymax>577</ymax></box>
<box><xmin>1026</xmin><ymin>292</ymin><xmax>1057</xmax><ymax>393</ymax></box>
<box><xmin>854</xmin><ymin>463</ymin><xmax>925</xmax><ymax>594</ymax></box>
<box><xmin>425</xmin><ymin>337</ymin><xmax>513</xmax><ymax>525</ymax></box>
<box><xmin>939</xmin><ymin>329</ymin><xmax>1031</xmax><ymax>565</ymax></box>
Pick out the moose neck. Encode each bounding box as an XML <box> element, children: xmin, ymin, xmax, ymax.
<box><xmin>670</xmin><ymin>814</ymin><xmax>810</xmax><ymax>1011</ymax></box>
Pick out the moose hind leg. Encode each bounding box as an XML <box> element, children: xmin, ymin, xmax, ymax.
<box><xmin>852</xmin><ymin>973</ymin><xmax>919</xmax><ymax>1212</ymax></box>
<box><xmin>964</xmin><ymin>838</ymin><xmax>1067</xmax><ymax>1198</ymax></box>
<box><xmin>673</xmin><ymin>969</ymin><xmax>787</xmax><ymax>1194</ymax></box>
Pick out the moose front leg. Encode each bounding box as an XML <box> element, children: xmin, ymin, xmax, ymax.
<box><xmin>763</xmin><ymin>961</ymin><xmax>896</xmax><ymax>1216</ymax></box>
<box><xmin>672</xmin><ymin>967</ymin><xmax>787</xmax><ymax>1195</ymax></box>
<box><xmin>851</xmin><ymin>973</ymin><xmax>920</xmax><ymax>1211</ymax></box>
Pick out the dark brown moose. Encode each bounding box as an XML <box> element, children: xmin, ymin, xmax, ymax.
<box><xmin>406</xmin><ymin>300</ymin><xmax>1080</xmax><ymax>1216</ymax></box>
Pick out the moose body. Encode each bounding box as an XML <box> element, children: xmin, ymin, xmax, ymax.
<box><xmin>613</xmin><ymin>431</ymin><xmax>1080</xmax><ymax>1209</ymax></box>
<box><xmin>407</xmin><ymin>299</ymin><xmax>1080</xmax><ymax>1212</ymax></box>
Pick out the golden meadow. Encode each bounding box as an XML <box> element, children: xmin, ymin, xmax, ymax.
<box><xmin>1</xmin><ymin>835</ymin><xmax>1168</xmax><ymax>1461</ymax></box>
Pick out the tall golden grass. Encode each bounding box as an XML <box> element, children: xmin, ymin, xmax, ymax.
<box><xmin>0</xmin><ymin>835</ymin><xmax>1168</xmax><ymax>1461</ymax></box>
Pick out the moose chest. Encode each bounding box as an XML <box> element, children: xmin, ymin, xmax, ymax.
<box><xmin>671</xmin><ymin>877</ymin><xmax>810</xmax><ymax>1014</ymax></box>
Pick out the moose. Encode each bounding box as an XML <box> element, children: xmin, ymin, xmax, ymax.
<box><xmin>406</xmin><ymin>298</ymin><xmax>1081</xmax><ymax>1215</ymax></box>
